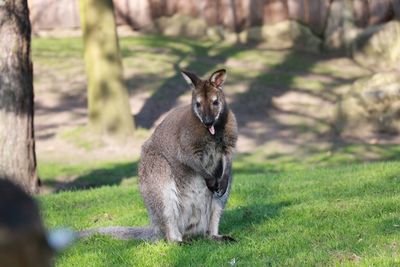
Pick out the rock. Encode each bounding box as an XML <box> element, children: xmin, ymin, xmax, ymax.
<box><xmin>161</xmin><ymin>15</ymin><xmax>187</xmax><ymax>36</ymax></box>
<box><xmin>185</xmin><ymin>17</ymin><xmax>208</xmax><ymax>38</ymax></box>
<box><xmin>142</xmin><ymin>14</ymin><xmax>208</xmax><ymax>39</ymax></box>
<box><xmin>337</xmin><ymin>72</ymin><xmax>400</xmax><ymax>134</ymax></box>
<box><xmin>241</xmin><ymin>20</ymin><xmax>322</xmax><ymax>53</ymax></box>
<box><xmin>242</xmin><ymin>26</ymin><xmax>263</xmax><ymax>43</ymax></box>
<box><xmin>206</xmin><ymin>26</ymin><xmax>225</xmax><ymax>42</ymax></box>
<box><xmin>352</xmin><ymin>20</ymin><xmax>400</xmax><ymax>71</ymax></box>
<box><xmin>289</xmin><ymin>20</ymin><xmax>322</xmax><ymax>53</ymax></box>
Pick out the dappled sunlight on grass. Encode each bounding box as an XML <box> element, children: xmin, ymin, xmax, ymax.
<box><xmin>31</xmin><ymin>34</ymin><xmax>400</xmax><ymax>266</ymax></box>
<box><xmin>33</xmin><ymin>34</ymin><xmax>381</xmax><ymax>160</ymax></box>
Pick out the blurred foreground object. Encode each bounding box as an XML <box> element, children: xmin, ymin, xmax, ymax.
<box><xmin>0</xmin><ymin>179</ymin><xmax>75</xmax><ymax>267</ymax></box>
<box><xmin>0</xmin><ymin>179</ymin><xmax>52</xmax><ymax>266</ymax></box>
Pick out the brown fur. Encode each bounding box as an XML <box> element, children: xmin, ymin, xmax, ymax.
<box><xmin>79</xmin><ymin>69</ymin><xmax>238</xmax><ymax>242</ymax></box>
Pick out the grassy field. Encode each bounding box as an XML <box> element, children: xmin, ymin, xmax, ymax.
<box><xmin>38</xmin><ymin>160</ymin><xmax>400</xmax><ymax>266</ymax></box>
<box><xmin>32</xmin><ymin>34</ymin><xmax>400</xmax><ymax>266</ymax></box>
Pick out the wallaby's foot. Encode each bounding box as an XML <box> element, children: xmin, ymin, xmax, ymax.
<box><xmin>211</xmin><ymin>235</ymin><xmax>237</xmax><ymax>243</ymax></box>
<box><xmin>166</xmin><ymin>238</ymin><xmax>184</xmax><ymax>244</ymax></box>
<box><xmin>178</xmin><ymin>239</ymin><xmax>194</xmax><ymax>246</ymax></box>
<box><xmin>166</xmin><ymin>231</ymin><xmax>183</xmax><ymax>243</ymax></box>
<box><xmin>182</xmin><ymin>235</ymin><xmax>200</xmax><ymax>243</ymax></box>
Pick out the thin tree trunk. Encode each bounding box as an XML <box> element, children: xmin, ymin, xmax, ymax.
<box><xmin>79</xmin><ymin>0</ymin><xmax>135</xmax><ymax>138</ymax></box>
<box><xmin>229</xmin><ymin>0</ymin><xmax>240</xmax><ymax>43</ymax></box>
<box><xmin>0</xmin><ymin>0</ymin><xmax>38</xmax><ymax>194</ymax></box>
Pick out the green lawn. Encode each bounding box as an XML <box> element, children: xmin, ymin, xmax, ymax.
<box><xmin>39</xmin><ymin>161</ymin><xmax>400</xmax><ymax>266</ymax></box>
<box><xmin>32</xmin><ymin>34</ymin><xmax>399</xmax><ymax>266</ymax></box>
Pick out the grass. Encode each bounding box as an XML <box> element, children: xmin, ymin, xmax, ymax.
<box><xmin>235</xmin><ymin>143</ymin><xmax>400</xmax><ymax>174</ymax></box>
<box><xmin>58</xmin><ymin>126</ymin><xmax>151</xmax><ymax>151</ymax></box>
<box><xmin>38</xmin><ymin>160</ymin><xmax>400</xmax><ymax>266</ymax></box>
<box><xmin>59</xmin><ymin>126</ymin><xmax>101</xmax><ymax>151</ymax></box>
<box><xmin>32</xmin><ymin>34</ymin><xmax>399</xmax><ymax>265</ymax></box>
<box><xmin>32</xmin><ymin>34</ymin><xmax>367</xmax><ymax>90</ymax></box>
<box><xmin>32</xmin><ymin>34</ymin><xmax>371</xmax><ymax>150</ymax></box>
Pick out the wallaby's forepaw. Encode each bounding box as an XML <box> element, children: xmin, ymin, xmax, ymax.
<box><xmin>212</xmin><ymin>235</ymin><xmax>237</xmax><ymax>243</ymax></box>
<box><xmin>213</xmin><ymin>185</ymin><xmax>228</xmax><ymax>198</ymax></box>
<box><xmin>205</xmin><ymin>178</ymin><xmax>218</xmax><ymax>193</ymax></box>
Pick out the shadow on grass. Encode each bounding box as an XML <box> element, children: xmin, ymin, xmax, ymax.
<box><xmin>42</xmin><ymin>161</ymin><xmax>138</xmax><ymax>193</ymax></box>
<box><xmin>41</xmin><ymin>140</ymin><xmax>400</xmax><ymax>194</ymax></box>
<box><xmin>123</xmin><ymin>34</ymin><xmax>375</xmax><ymax>165</ymax></box>
<box><xmin>220</xmin><ymin>201</ymin><xmax>292</xmax><ymax>234</ymax></box>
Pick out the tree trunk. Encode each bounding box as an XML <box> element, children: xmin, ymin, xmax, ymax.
<box><xmin>79</xmin><ymin>0</ymin><xmax>135</xmax><ymax>138</ymax></box>
<box><xmin>0</xmin><ymin>0</ymin><xmax>38</xmax><ymax>194</ymax></box>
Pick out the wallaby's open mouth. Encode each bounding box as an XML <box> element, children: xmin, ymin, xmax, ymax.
<box><xmin>208</xmin><ymin>125</ymin><xmax>215</xmax><ymax>135</ymax></box>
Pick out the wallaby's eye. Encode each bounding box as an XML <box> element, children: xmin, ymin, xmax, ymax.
<box><xmin>213</xmin><ymin>100</ymin><xmax>219</xmax><ymax>106</ymax></box>
<box><xmin>196</xmin><ymin>101</ymin><xmax>201</xmax><ymax>108</ymax></box>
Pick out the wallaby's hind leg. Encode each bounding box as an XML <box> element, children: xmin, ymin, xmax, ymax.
<box><xmin>145</xmin><ymin>194</ymin><xmax>183</xmax><ymax>243</ymax></box>
<box><xmin>165</xmin><ymin>223</ymin><xmax>183</xmax><ymax>242</ymax></box>
<box><xmin>162</xmin><ymin>180</ymin><xmax>184</xmax><ymax>242</ymax></box>
<box><xmin>139</xmin><ymin>151</ymin><xmax>183</xmax><ymax>243</ymax></box>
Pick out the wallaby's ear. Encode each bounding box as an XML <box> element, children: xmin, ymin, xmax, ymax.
<box><xmin>209</xmin><ymin>69</ymin><xmax>227</xmax><ymax>88</ymax></box>
<box><xmin>181</xmin><ymin>70</ymin><xmax>200</xmax><ymax>89</ymax></box>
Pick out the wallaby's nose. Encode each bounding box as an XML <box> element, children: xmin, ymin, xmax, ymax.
<box><xmin>204</xmin><ymin>118</ymin><xmax>214</xmax><ymax>127</ymax></box>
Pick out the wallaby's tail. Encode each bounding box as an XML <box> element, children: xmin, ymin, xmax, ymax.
<box><xmin>78</xmin><ymin>226</ymin><xmax>158</xmax><ymax>241</ymax></box>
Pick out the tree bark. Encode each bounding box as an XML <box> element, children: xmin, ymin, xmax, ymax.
<box><xmin>79</xmin><ymin>0</ymin><xmax>135</xmax><ymax>138</ymax></box>
<box><xmin>0</xmin><ymin>0</ymin><xmax>38</xmax><ymax>194</ymax></box>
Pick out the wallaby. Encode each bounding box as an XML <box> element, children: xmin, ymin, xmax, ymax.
<box><xmin>79</xmin><ymin>69</ymin><xmax>238</xmax><ymax>242</ymax></box>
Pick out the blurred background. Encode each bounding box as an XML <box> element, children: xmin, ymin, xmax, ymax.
<box><xmin>23</xmin><ymin>0</ymin><xmax>400</xmax><ymax>192</ymax></box>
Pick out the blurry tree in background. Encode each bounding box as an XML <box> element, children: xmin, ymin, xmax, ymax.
<box><xmin>79</xmin><ymin>0</ymin><xmax>134</xmax><ymax>138</ymax></box>
<box><xmin>0</xmin><ymin>0</ymin><xmax>39</xmax><ymax>194</ymax></box>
